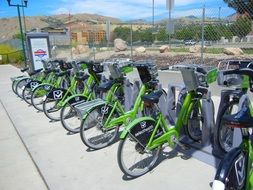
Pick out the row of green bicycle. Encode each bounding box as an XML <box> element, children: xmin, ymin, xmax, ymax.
<box><xmin>11</xmin><ymin>58</ymin><xmax>253</xmax><ymax>189</ymax></box>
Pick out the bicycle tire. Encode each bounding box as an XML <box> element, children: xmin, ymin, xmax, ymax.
<box><xmin>213</xmin><ymin>148</ymin><xmax>246</xmax><ymax>190</ymax></box>
<box><xmin>12</xmin><ymin>79</ymin><xmax>19</xmax><ymax>95</ymax></box>
<box><xmin>43</xmin><ymin>97</ymin><xmax>62</xmax><ymax>121</ymax></box>
<box><xmin>185</xmin><ymin>99</ymin><xmax>204</xmax><ymax>142</ymax></box>
<box><xmin>15</xmin><ymin>78</ymin><xmax>29</xmax><ymax>99</ymax></box>
<box><xmin>216</xmin><ymin>100</ymin><xmax>240</xmax><ymax>154</ymax></box>
<box><xmin>22</xmin><ymin>85</ymin><xmax>33</xmax><ymax>105</ymax></box>
<box><xmin>60</xmin><ymin>95</ymin><xmax>87</xmax><ymax>133</ymax></box>
<box><xmin>117</xmin><ymin>133</ymin><xmax>161</xmax><ymax>178</ymax></box>
<box><xmin>80</xmin><ymin>104</ymin><xmax>119</xmax><ymax>150</ymax></box>
<box><xmin>31</xmin><ymin>84</ymin><xmax>52</xmax><ymax>112</ymax></box>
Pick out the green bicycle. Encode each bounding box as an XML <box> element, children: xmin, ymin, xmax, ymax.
<box><xmin>43</xmin><ymin>60</ymin><xmax>102</xmax><ymax>121</ymax></box>
<box><xmin>79</xmin><ymin>60</ymin><xmax>166</xmax><ymax>150</ymax></box>
<box><xmin>212</xmin><ymin>67</ymin><xmax>253</xmax><ymax>190</ymax></box>
<box><xmin>117</xmin><ymin>64</ymin><xmax>217</xmax><ymax>177</ymax></box>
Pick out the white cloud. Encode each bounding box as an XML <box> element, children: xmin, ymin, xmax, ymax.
<box><xmin>50</xmin><ymin>0</ymin><xmax>224</xmax><ymax>20</ymax></box>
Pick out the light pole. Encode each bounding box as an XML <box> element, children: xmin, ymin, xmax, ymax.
<box><xmin>7</xmin><ymin>0</ymin><xmax>28</xmax><ymax>66</ymax></box>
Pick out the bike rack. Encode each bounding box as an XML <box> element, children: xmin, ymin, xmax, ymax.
<box><xmin>164</xmin><ymin>83</ymin><xmax>186</xmax><ymax>125</ymax></box>
<box><xmin>124</xmin><ymin>79</ymin><xmax>140</xmax><ymax>112</ymax></box>
<box><xmin>74</xmin><ymin>98</ymin><xmax>107</xmax><ymax>118</ymax></box>
<box><xmin>212</xmin><ymin>89</ymin><xmax>246</xmax><ymax>157</ymax></box>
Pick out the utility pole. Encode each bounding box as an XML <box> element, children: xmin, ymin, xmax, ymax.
<box><xmin>7</xmin><ymin>0</ymin><xmax>28</xmax><ymax>66</ymax></box>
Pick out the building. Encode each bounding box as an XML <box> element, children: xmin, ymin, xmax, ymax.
<box><xmin>65</xmin><ymin>21</ymin><xmax>106</xmax><ymax>45</ymax></box>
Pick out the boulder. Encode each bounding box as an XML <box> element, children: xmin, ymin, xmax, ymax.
<box><xmin>71</xmin><ymin>47</ymin><xmax>78</xmax><ymax>55</ymax></box>
<box><xmin>223</xmin><ymin>48</ymin><xmax>244</xmax><ymax>56</ymax></box>
<box><xmin>114</xmin><ymin>38</ymin><xmax>127</xmax><ymax>52</ymax></box>
<box><xmin>159</xmin><ymin>45</ymin><xmax>169</xmax><ymax>53</ymax></box>
<box><xmin>135</xmin><ymin>46</ymin><xmax>146</xmax><ymax>53</ymax></box>
<box><xmin>189</xmin><ymin>45</ymin><xmax>206</xmax><ymax>53</ymax></box>
<box><xmin>100</xmin><ymin>47</ymin><xmax>108</xmax><ymax>51</ymax></box>
<box><xmin>76</xmin><ymin>45</ymin><xmax>89</xmax><ymax>54</ymax></box>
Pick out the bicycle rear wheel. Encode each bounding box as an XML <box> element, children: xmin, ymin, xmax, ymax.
<box><xmin>80</xmin><ymin>104</ymin><xmax>119</xmax><ymax>150</ymax></box>
<box><xmin>117</xmin><ymin>133</ymin><xmax>161</xmax><ymax>178</ymax></box>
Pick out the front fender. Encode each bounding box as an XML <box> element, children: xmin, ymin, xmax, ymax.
<box><xmin>215</xmin><ymin>147</ymin><xmax>245</xmax><ymax>186</ymax></box>
<box><xmin>34</xmin><ymin>83</ymin><xmax>53</xmax><ymax>91</ymax></box>
<box><xmin>62</xmin><ymin>94</ymin><xmax>88</xmax><ymax>106</ymax></box>
<box><xmin>120</xmin><ymin>117</ymin><xmax>156</xmax><ymax>139</ymax></box>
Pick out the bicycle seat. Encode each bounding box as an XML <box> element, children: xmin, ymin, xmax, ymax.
<box><xmin>20</xmin><ymin>67</ymin><xmax>29</xmax><ymax>72</ymax></box>
<box><xmin>141</xmin><ymin>90</ymin><xmax>163</xmax><ymax>104</ymax></box>
<box><xmin>28</xmin><ymin>68</ymin><xmax>43</xmax><ymax>76</ymax></box>
<box><xmin>56</xmin><ymin>70</ymin><xmax>70</xmax><ymax>77</ymax></box>
<box><xmin>223</xmin><ymin>104</ymin><xmax>253</xmax><ymax>128</ymax></box>
<box><xmin>75</xmin><ymin>74</ymin><xmax>89</xmax><ymax>82</ymax></box>
<box><xmin>98</xmin><ymin>80</ymin><xmax>114</xmax><ymax>92</ymax></box>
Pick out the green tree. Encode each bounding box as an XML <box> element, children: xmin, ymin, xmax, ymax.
<box><xmin>157</xmin><ymin>28</ymin><xmax>168</xmax><ymax>41</ymax></box>
<box><xmin>139</xmin><ymin>29</ymin><xmax>154</xmax><ymax>43</ymax></box>
<box><xmin>204</xmin><ymin>25</ymin><xmax>221</xmax><ymax>41</ymax></box>
<box><xmin>224</xmin><ymin>0</ymin><xmax>253</xmax><ymax>19</ymax></box>
<box><xmin>113</xmin><ymin>26</ymin><xmax>130</xmax><ymax>41</ymax></box>
<box><xmin>12</xmin><ymin>32</ymin><xmax>25</xmax><ymax>41</ymax></box>
<box><xmin>218</xmin><ymin>25</ymin><xmax>234</xmax><ymax>40</ymax></box>
<box><xmin>175</xmin><ymin>26</ymin><xmax>201</xmax><ymax>41</ymax></box>
<box><xmin>231</xmin><ymin>16</ymin><xmax>252</xmax><ymax>40</ymax></box>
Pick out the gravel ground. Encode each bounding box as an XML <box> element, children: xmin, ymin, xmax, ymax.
<box><xmin>55</xmin><ymin>49</ymin><xmax>253</xmax><ymax>68</ymax></box>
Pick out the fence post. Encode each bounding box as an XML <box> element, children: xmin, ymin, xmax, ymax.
<box><xmin>201</xmin><ymin>5</ymin><xmax>205</xmax><ymax>64</ymax></box>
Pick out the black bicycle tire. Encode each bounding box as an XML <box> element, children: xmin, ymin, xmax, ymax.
<box><xmin>80</xmin><ymin>104</ymin><xmax>119</xmax><ymax>150</ymax></box>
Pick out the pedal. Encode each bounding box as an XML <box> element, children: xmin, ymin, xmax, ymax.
<box><xmin>172</xmin><ymin>136</ymin><xmax>190</xmax><ymax>150</ymax></box>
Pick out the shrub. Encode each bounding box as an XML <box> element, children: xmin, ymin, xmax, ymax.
<box><xmin>0</xmin><ymin>44</ymin><xmax>23</xmax><ymax>64</ymax></box>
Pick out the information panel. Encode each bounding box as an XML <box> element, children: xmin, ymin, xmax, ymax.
<box><xmin>27</xmin><ymin>33</ymin><xmax>51</xmax><ymax>71</ymax></box>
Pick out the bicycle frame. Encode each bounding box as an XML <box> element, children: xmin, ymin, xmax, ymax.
<box><xmin>60</xmin><ymin>72</ymin><xmax>100</xmax><ymax>107</ymax></box>
<box><xmin>120</xmin><ymin>90</ymin><xmax>199</xmax><ymax>150</ymax></box>
<box><xmin>103</xmin><ymin>84</ymin><xmax>147</xmax><ymax>129</ymax></box>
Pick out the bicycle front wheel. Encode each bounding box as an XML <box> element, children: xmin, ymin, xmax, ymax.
<box><xmin>43</xmin><ymin>97</ymin><xmax>62</xmax><ymax>121</ymax></box>
<box><xmin>22</xmin><ymin>85</ymin><xmax>33</xmax><ymax>105</ymax></box>
<box><xmin>117</xmin><ymin>133</ymin><xmax>161</xmax><ymax>178</ymax></box>
<box><xmin>80</xmin><ymin>104</ymin><xmax>119</xmax><ymax>150</ymax></box>
<box><xmin>217</xmin><ymin>100</ymin><xmax>240</xmax><ymax>153</ymax></box>
<box><xmin>213</xmin><ymin>149</ymin><xmax>246</xmax><ymax>190</ymax></box>
<box><xmin>15</xmin><ymin>78</ymin><xmax>29</xmax><ymax>99</ymax></box>
<box><xmin>185</xmin><ymin>100</ymin><xmax>204</xmax><ymax>142</ymax></box>
<box><xmin>31</xmin><ymin>85</ymin><xmax>52</xmax><ymax>112</ymax></box>
<box><xmin>60</xmin><ymin>96</ymin><xmax>87</xmax><ymax>133</ymax></box>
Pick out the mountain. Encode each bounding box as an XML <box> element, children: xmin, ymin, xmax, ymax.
<box><xmin>0</xmin><ymin>13</ymin><xmax>121</xmax><ymax>42</ymax></box>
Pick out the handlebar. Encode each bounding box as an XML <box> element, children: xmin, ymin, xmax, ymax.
<box><xmin>223</xmin><ymin>68</ymin><xmax>253</xmax><ymax>80</ymax></box>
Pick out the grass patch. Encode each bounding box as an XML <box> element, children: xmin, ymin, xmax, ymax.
<box><xmin>205</xmin><ymin>48</ymin><xmax>224</xmax><ymax>54</ymax></box>
<box><xmin>242</xmin><ymin>48</ymin><xmax>253</xmax><ymax>55</ymax></box>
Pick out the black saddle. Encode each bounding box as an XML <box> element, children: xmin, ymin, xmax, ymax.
<box><xmin>223</xmin><ymin>104</ymin><xmax>253</xmax><ymax>128</ymax></box>
<box><xmin>141</xmin><ymin>90</ymin><xmax>163</xmax><ymax>104</ymax></box>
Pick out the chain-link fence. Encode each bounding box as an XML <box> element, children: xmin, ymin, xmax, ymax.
<box><xmin>35</xmin><ymin>2</ymin><xmax>253</xmax><ymax>68</ymax></box>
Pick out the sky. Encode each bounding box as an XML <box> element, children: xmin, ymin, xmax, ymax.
<box><xmin>0</xmin><ymin>0</ymin><xmax>235</xmax><ymax>21</ymax></box>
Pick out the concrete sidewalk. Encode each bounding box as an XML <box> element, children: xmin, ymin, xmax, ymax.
<box><xmin>0</xmin><ymin>65</ymin><xmax>215</xmax><ymax>190</ymax></box>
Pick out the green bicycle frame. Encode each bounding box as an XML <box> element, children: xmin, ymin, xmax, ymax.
<box><xmin>120</xmin><ymin>91</ymin><xmax>199</xmax><ymax>150</ymax></box>
<box><xmin>103</xmin><ymin>84</ymin><xmax>147</xmax><ymax>129</ymax></box>
<box><xmin>60</xmin><ymin>73</ymin><xmax>100</xmax><ymax>107</ymax></box>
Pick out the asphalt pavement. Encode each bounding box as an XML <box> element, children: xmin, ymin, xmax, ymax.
<box><xmin>0</xmin><ymin>65</ymin><xmax>216</xmax><ymax>190</ymax></box>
